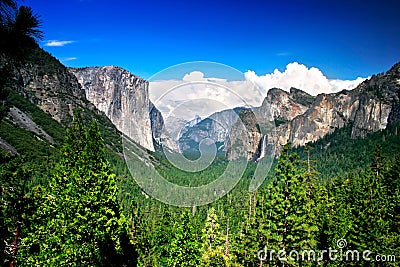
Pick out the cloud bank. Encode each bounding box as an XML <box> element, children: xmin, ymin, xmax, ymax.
<box><xmin>149</xmin><ymin>75</ymin><xmax>260</xmax><ymax>121</ymax></box>
<box><xmin>245</xmin><ymin>62</ymin><xmax>367</xmax><ymax>96</ymax></box>
<box><xmin>44</xmin><ymin>40</ymin><xmax>74</xmax><ymax>47</ymax></box>
<box><xmin>150</xmin><ymin>62</ymin><xmax>368</xmax><ymax>122</ymax></box>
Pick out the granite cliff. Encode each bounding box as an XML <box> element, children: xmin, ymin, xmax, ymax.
<box><xmin>179</xmin><ymin>87</ymin><xmax>315</xmax><ymax>160</ymax></box>
<box><xmin>0</xmin><ymin>46</ymin><xmax>125</xmax><ymax>156</ymax></box>
<box><xmin>228</xmin><ymin>62</ymin><xmax>400</xmax><ymax>159</ymax></box>
<box><xmin>0</xmin><ymin>49</ymin><xmax>86</xmax><ymax>125</ymax></box>
<box><xmin>225</xmin><ymin>88</ymin><xmax>313</xmax><ymax>160</ymax></box>
<box><xmin>70</xmin><ymin>66</ymin><xmax>155</xmax><ymax>151</ymax></box>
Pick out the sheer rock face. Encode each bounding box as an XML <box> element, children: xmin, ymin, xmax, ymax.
<box><xmin>258</xmin><ymin>87</ymin><xmax>312</xmax><ymax>123</ymax></box>
<box><xmin>224</xmin><ymin>88</ymin><xmax>313</xmax><ymax>160</ymax></box>
<box><xmin>226</xmin><ymin>109</ymin><xmax>262</xmax><ymax>161</ymax></box>
<box><xmin>149</xmin><ymin>102</ymin><xmax>164</xmax><ymax>141</ymax></box>
<box><xmin>1</xmin><ymin>50</ymin><xmax>87</xmax><ymax>125</ymax></box>
<box><xmin>148</xmin><ymin>102</ymin><xmax>179</xmax><ymax>151</ymax></box>
<box><xmin>70</xmin><ymin>66</ymin><xmax>155</xmax><ymax>151</ymax></box>
<box><xmin>273</xmin><ymin>91</ymin><xmax>392</xmax><ymax>148</ymax></box>
<box><xmin>179</xmin><ymin>88</ymin><xmax>314</xmax><ymax>159</ymax></box>
<box><xmin>18</xmin><ymin>67</ymin><xmax>86</xmax><ymax>125</ymax></box>
<box><xmin>228</xmin><ymin>63</ymin><xmax>399</xmax><ymax>159</ymax></box>
<box><xmin>273</xmin><ymin>62</ymin><xmax>400</xmax><ymax>148</ymax></box>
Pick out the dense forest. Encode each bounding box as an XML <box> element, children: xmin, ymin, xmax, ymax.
<box><xmin>1</xmin><ymin>0</ymin><xmax>399</xmax><ymax>266</ymax></box>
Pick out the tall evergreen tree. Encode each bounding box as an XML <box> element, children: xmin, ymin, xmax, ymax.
<box><xmin>200</xmin><ymin>207</ymin><xmax>234</xmax><ymax>266</ymax></box>
<box><xmin>384</xmin><ymin>154</ymin><xmax>400</xmax><ymax>259</ymax></box>
<box><xmin>345</xmin><ymin>147</ymin><xmax>397</xmax><ymax>263</ymax></box>
<box><xmin>16</xmin><ymin>111</ymin><xmax>135</xmax><ymax>266</ymax></box>
<box><xmin>231</xmin><ymin>192</ymin><xmax>262</xmax><ymax>266</ymax></box>
<box><xmin>1</xmin><ymin>2</ymin><xmax>43</xmax><ymax>54</ymax></box>
<box><xmin>259</xmin><ymin>144</ymin><xmax>318</xmax><ymax>267</ymax></box>
<box><xmin>166</xmin><ymin>209</ymin><xmax>201</xmax><ymax>267</ymax></box>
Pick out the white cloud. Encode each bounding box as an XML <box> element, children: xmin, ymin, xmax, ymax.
<box><xmin>149</xmin><ymin>63</ymin><xmax>368</xmax><ymax>123</ymax></box>
<box><xmin>183</xmin><ymin>71</ymin><xmax>228</xmax><ymax>83</ymax></box>
<box><xmin>62</xmin><ymin>57</ymin><xmax>77</xmax><ymax>61</ymax></box>
<box><xmin>328</xmin><ymin>77</ymin><xmax>367</xmax><ymax>92</ymax></box>
<box><xmin>44</xmin><ymin>40</ymin><xmax>74</xmax><ymax>47</ymax></box>
<box><xmin>149</xmin><ymin>73</ymin><xmax>261</xmax><ymax>121</ymax></box>
<box><xmin>150</xmin><ymin>79</ymin><xmax>257</xmax><ymax>121</ymax></box>
<box><xmin>182</xmin><ymin>71</ymin><xmax>205</xmax><ymax>82</ymax></box>
<box><xmin>245</xmin><ymin>62</ymin><xmax>367</xmax><ymax>96</ymax></box>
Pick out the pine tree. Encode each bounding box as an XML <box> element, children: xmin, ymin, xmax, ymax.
<box><xmin>231</xmin><ymin>192</ymin><xmax>261</xmax><ymax>266</ymax></box>
<box><xmin>0</xmin><ymin>0</ymin><xmax>16</xmax><ymax>26</ymax></box>
<box><xmin>200</xmin><ymin>207</ymin><xmax>234</xmax><ymax>266</ymax></box>
<box><xmin>166</xmin><ymin>209</ymin><xmax>201</xmax><ymax>267</ymax></box>
<box><xmin>384</xmin><ymin>154</ymin><xmax>400</xmax><ymax>258</ymax></box>
<box><xmin>322</xmin><ymin>174</ymin><xmax>355</xmax><ymax>266</ymax></box>
<box><xmin>346</xmin><ymin>147</ymin><xmax>395</xmax><ymax>262</ymax></box>
<box><xmin>260</xmin><ymin>144</ymin><xmax>318</xmax><ymax>267</ymax></box>
<box><xmin>16</xmin><ymin>110</ymin><xmax>135</xmax><ymax>266</ymax></box>
<box><xmin>11</xmin><ymin>6</ymin><xmax>43</xmax><ymax>42</ymax></box>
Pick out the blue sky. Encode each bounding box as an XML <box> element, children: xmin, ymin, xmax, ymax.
<box><xmin>24</xmin><ymin>0</ymin><xmax>400</xmax><ymax>80</ymax></box>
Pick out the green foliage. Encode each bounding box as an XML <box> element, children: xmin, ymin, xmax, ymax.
<box><xmin>0</xmin><ymin>17</ymin><xmax>398</xmax><ymax>264</ymax></box>
<box><xmin>249</xmin><ymin>144</ymin><xmax>318</xmax><ymax>267</ymax></box>
<box><xmin>16</xmin><ymin>111</ymin><xmax>135</xmax><ymax>266</ymax></box>
<box><xmin>166</xmin><ymin>210</ymin><xmax>201</xmax><ymax>267</ymax></box>
<box><xmin>0</xmin><ymin>67</ymin><xmax>11</xmax><ymax>121</ymax></box>
<box><xmin>86</xmin><ymin>109</ymin><xmax>122</xmax><ymax>153</ymax></box>
<box><xmin>200</xmin><ymin>207</ymin><xmax>233</xmax><ymax>266</ymax></box>
<box><xmin>274</xmin><ymin>118</ymin><xmax>287</xmax><ymax>127</ymax></box>
<box><xmin>317</xmin><ymin>147</ymin><xmax>400</xmax><ymax>266</ymax></box>
<box><xmin>0</xmin><ymin>102</ymin><xmax>59</xmax><ymax>188</ymax></box>
<box><xmin>202</xmin><ymin>207</ymin><xmax>222</xmax><ymax>250</ymax></box>
<box><xmin>0</xmin><ymin>152</ymin><xmax>34</xmax><ymax>266</ymax></box>
<box><xmin>295</xmin><ymin>123</ymin><xmax>400</xmax><ymax>180</ymax></box>
<box><xmin>6</xmin><ymin>91</ymin><xmax>65</xmax><ymax>143</ymax></box>
<box><xmin>0</xmin><ymin>119</ymin><xmax>55</xmax><ymax>161</ymax></box>
<box><xmin>0</xmin><ymin>104</ymin><xmax>7</xmax><ymax>121</ymax></box>
<box><xmin>3</xmin><ymin>118</ymin><xmax>397</xmax><ymax>266</ymax></box>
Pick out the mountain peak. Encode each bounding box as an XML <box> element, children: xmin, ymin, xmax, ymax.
<box><xmin>289</xmin><ymin>87</ymin><xmax>315</xmax><ymax>107</ymax></box>
<box><xmin>185</xmin><ymin>115</ymin><xmax>202</xmax><ymax>128</ymax></box>
<box><xmin>354</xmin><ymin>61</ymin><xmax>400</xmax><ymax>102</ymax></box>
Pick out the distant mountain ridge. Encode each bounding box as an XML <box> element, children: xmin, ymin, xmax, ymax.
<box><xmin>2</xmin><ymin>45</ymin><xmax>398</xmax><ymax>164</ymax></box>
<box><xmin>178</xmin><ymin>87</ymin><xmax>314</xmax><ymax>158</ymax></box>
<box><xmin>177</xmin><ymin>62</ymin><xmax>400</xmax><ymax>161</ymax></box>
<box><xmin>178</xmin><ymin>107</ymin><xmax>245</xmax><ymax>154</ymax></box>
<box><xmin>229</xmin><ymin>62</ymin><xmax>400</xmax><ymax>160</ymax></box>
